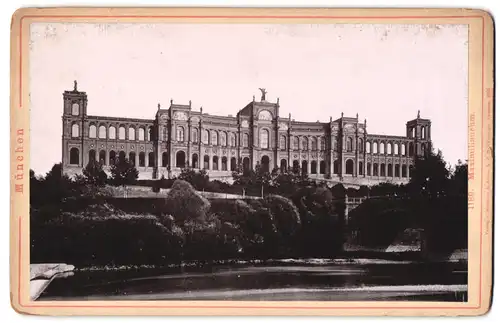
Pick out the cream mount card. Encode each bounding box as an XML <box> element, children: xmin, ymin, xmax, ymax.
<box><xmin>10</xmin><ymin>7</ymin><xmax>494</xmax><ymax>316</ymax></box>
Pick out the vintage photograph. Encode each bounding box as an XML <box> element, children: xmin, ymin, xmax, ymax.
<box><xmin>28</xmin><ymin>22</ymin><xmax>469</xmax><ymax>302</ymax></box>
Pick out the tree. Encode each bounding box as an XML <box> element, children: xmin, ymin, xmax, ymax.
<box><xmin>409</xmin><ymin>150</ymin><xmax>450</xmax><ymax>197</ymax></box>
<box><xmin>110</xmin><ymin>156</ymin><xmax>138</xmax><ymax>187</ymax></box>
<box><xmin>177</xmin><ymin>167</ymin><xmax>210</xmax><ymax>190</ymax></box>
<box><xmin>449</xmin><ymin>160</ymin><xmax>468</xmax><ymax>196</ymax></box>
<box><xmin>164</xmin><ymin>180</ymin><xmax>211</xmax><ymax>224</ymax></box>
<box><xmin>82</xmin><ymin>160</ymin><xmax>108</xmax><ymax>186</ymax></box>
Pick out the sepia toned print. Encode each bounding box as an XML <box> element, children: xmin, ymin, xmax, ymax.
<box><xmin>11</xmin><ymin>7</ymin><xmax>493</xmax><ymax>316</ymax></box>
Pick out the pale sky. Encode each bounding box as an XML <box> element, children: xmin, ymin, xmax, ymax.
<box><xmin>29</xmin><ymin>23</ymin><xmax>468</xmax><ymax>175</ymax></box>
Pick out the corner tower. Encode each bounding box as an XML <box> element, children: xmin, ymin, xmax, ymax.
<box><xmin>406</xmin><ymin>110</ymin><xmax>432</xmax><ymax>157</ymax></box>
<box><xmin>62</xmin><ymin>80</ymin><xmax>88</xmax><ymax>172</ymax></box>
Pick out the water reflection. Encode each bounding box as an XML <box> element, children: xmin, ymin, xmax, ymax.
<box><xmin>38</xmin><ymin>260</ymin><xmax>467</xmax><ymax>302</ymax></box>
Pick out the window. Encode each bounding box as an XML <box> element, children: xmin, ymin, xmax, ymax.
<box><xmin>69</xmin><ymin>148</ymin><xmax>79</xmax><ymax>164</ymax></box>
<box><xmin>71</xmin><ymin>123</ymin><xmax>79</xmax><ymax>137</ymax></box>
<box><xmin>387</xmin><ymin>143</ymin><xmax>392</xmax><ymax>155</ymax></box>
<box><xmin>279</xmin><ymin>135</ymin><xmax>287</xmax><ymax>150</ymax></box>
<box><xmin>311</xmin><ymin>137</ymin><xmax>318</xmax><ymax>151</ymax></box>
<box><xmin>260</xmin><ymin>129</ymin><xmax>269</xmax><ymax>149</ymax></box>
<box><xmin>421</xmin><ymin>126</ymin><xmax>426</xmax><ymax>139</ymax></box>
<box><xmin>230</xmin><ymin>157</ymin><xmax>237</xmax><ymax>171</ymax></box>
<box><xmin>258</xmin><ymin>110</ymin><xmax>272</xmax><ymax>120</ymax></box>
<box><xmin>358</xmin><ymin>138</ymin><xmax>363</xmax><ymax>152</ymax></box>
<box><xmin>109</xmin><ymin>126</ymin><xmax>116</xmax><ymax>139</ymax></box>
<box><xmin>401</xmin><ymin>143</ymin><xmax>406</xmax><ymax>156</ymax></box>
<box><xmin>366</xmin><ymin>141</ymin><xmax>371</xmax><ymax>153</ymax></box>
<box><xmin>380</xmin><ymin>142</ymin><xmax>385</xmax><ymax>154</ymax></box>
<box><xmin>162</xmin><ymin>127</ymin><xmax>168</xmax><ymax>141</ymax></box>
<box><xmin>230</xmin><ymin>133</ymin><xmax>236</xmax><ymax>147</ymax></box>
<box><xmin>211</xmin><ymin>131</ymin><xmax>218</xmax><ymax>145</ymax></box>
<box><xmin>301</xmin><ymin>137</ymin><xmax>308</xmax><ymax>150</ymax></box>
<box><xmin>192</xmin><ymin>128</ymin><xmax>198</xmax><ymax>143</ymax></box>
<box><xmin>346</xmin><ymin>137</ymin><xmax>353</xmax><ymax>152</ymax></box>
<box><xmin>89</xmin><ymin>125</ymin><xmax>97</xmax><ymax>138</ymax></box>
<box><xmin>148</xmin><ymin>127</ymin><xmax>153</xmax><ymax>141</ymax></box>
<box><xmin>176</xmin><ymin>126</ymin><xmax>185</xmax><ymax>142</ymax></box>
<box><xmin>394</xmin><ymin>143</ymin><xmax>399</xmax><ymax>155</ymax></box>
<box><xmin>202</xmin><ymin>129</ymin><xmax>209</xmax><ymax>144</ymax></box>
<box><xmin>71</xmin><ymin>103</ymin><xmax>79</xmax><ymax>116</ymax></box>
<box><xmin>129</xmin><ymin>152</ymin><xmax>136</xmax><ymax>166</ymax></box>
<box><xmin>293</xmin><ymin>136</ymin><xmax>299</xmax><ymax>150</ymax></box>
<box><xmin>373</xmin><ymin>142</ymin><xmax>378</xmax><ymax>154</ymax></box>
<box><xmin>220</xmin><ymin>132</ymin><xmax>227</xmax><ymax>146</ymax></box>
<box><xmin>320</xmin><ymin>137</ymin><xmax>326</xmax><ymax>150</ymax></box>
<box><xmin>138</xmin><ymin>128</ymin><xmax>145</xmax><ymax>141</ymax></box>
<box><xmin>129</xmin><ymin>127</ymin><xmax>136</xmax><ymax>141</ymax></box>
<box><xmin>243</xmin><ymin>133</ymin><xmax>249</xmax><ymax>147</ymax></box>
<box><xmin>119</xmin><ymin>126</ymin><xmax>126</xmax><ymax>140</ymax></box>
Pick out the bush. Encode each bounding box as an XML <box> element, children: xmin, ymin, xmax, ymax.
<box><xmin>264</xmin><ymin>195</ymin><xmax>301</xmax><ymax>237</ymax></box>
<box><xmin>30</xmin><ymin>205</ymin><xmax>184</xmax><ymax>266</ymax></box>
<box><xmin>164</xmin><ymin>180</ymin><xmax>211</xmax><ymax>224</ymax></box>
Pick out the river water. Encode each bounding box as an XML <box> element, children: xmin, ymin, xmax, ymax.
<box><xmin>38</xmin><ymin>259</ymin><xmax>467</xmax><ymax>301</ymax></box>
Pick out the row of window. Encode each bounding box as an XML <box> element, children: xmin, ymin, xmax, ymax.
<box><xmin>365</xmin><ymin>141</ymin><xmax>428</xmax><ymax>156</ymax></box>
<box><xmin>71</xmin><ymin>124</ymin><xmax>152</xmax><ymax>141</ymax></box>
<box><xmin>70</xmin><ymin>124</ymin><xmax>428</xmax><ymax>157</ymax></box>
<box><xmin>69</xmin><ymin>147</ymin><xmax>413</xmax><ymax>179</ymax></box>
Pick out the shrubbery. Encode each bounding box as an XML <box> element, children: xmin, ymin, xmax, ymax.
<box><xmin>30</xmin><ymin>150</ymin><xmax>468</xmax><ymax>266</ymax></box>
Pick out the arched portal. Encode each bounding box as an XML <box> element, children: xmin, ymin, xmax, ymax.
<box><xmin>243</xmin><ymin>157</ymin><xmax>250</xmax><ymax>171</ymax></box>
<box><xmin>118</xmin><ymin>151</ymin><xmax>126</xmax><ymax>162</ymax></box>
<box><xmin>129</xmin><ymin>152</ymin><xmax>136</xmax><ymax>166</ymax></box>
<box><xmin>345</xmin><ymin>159</ymin><xmax>354</xmax><ymax>175</ymax></box>
<box><xmin>333</xmin><ymin>160</ymin><xmax>339</xmax><ymax>175</ymax></box>
<box><xmin>212</xmin><ymin>156</ymin><xmax>219</xmax><ymax>170</ymax></box>
<box><xmin>380</xmin><ymin>163</ymin><xmax>386</xmax><ymax>177</ymax></box>
<box><xmin>192</xmin><ymin>154</ymin><xmax>199</xmax><ymax>169</ymax></box>
<box><xmin>311</xmin><ymin>161</ymin><xmax>317</xmax><ymax>174</ymax></box>
<box><xmin>99</xmin><ymin>150</ymin><xmax>106</xmax><ymax>165</ymax></box>
<box><xmin>230</xmin><ymin>157</ymin><xmax>237</xmax><ymax>171</ymax></box>
<box><xmin>203</xmin><ymin>155</ymin><xmax>209</xmax><ymax>169</ymax></box>
<box><xmin>176</xmin><ymin>151</ymin><xmax>186</xmax><ymax>168</ymax></box>
<box><xmin>301</xmin><ymin>160</ymin><xmax>308</xmax><ymax>174</ymax></box>
<box><xmin>69</xmin><ymin>148</ymin><xmax>79</xmax><ymax>165</ymax></box>
<box><xmin>139</xmin><ymin>152</ymin><xmax>145</xmax><ymax>167</ymax></box>
<box><xmin>109</xmin><ymin>150</ymin><xmax>116</xmax><ymax>165</ymax></box>
<box><xmin>280</xmin><ymin>159</ymin><xmax>288</xmax><ymax>172</ymax></box>
<box><xmin>261</xmin><ymin>155</ymin><xmax>270</xmax><ymax>172</ymax></box>
<box><xmin>162</xmin><ymin>152</ymin><xmax>168</xmax><ymax>167</ymax></box>
<box><xmin>320</xmin><ymin>161</ymin><xmax>326</xmax><ymax>174</ymax></box>
<box><xmin>222</xmin><ymin>157</ymin><xmax>228</xmax><ymax>171</ymax></box>
<box><xmin>88</xmin><ymin>149</ymin><xmax>96</xmax><ymax>164</ymax></box>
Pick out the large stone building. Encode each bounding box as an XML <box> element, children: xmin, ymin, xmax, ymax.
<box><xmin>62</xmin><ymin>82</ymin><xmax>432</xmax><ymax>186</ymax></box>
